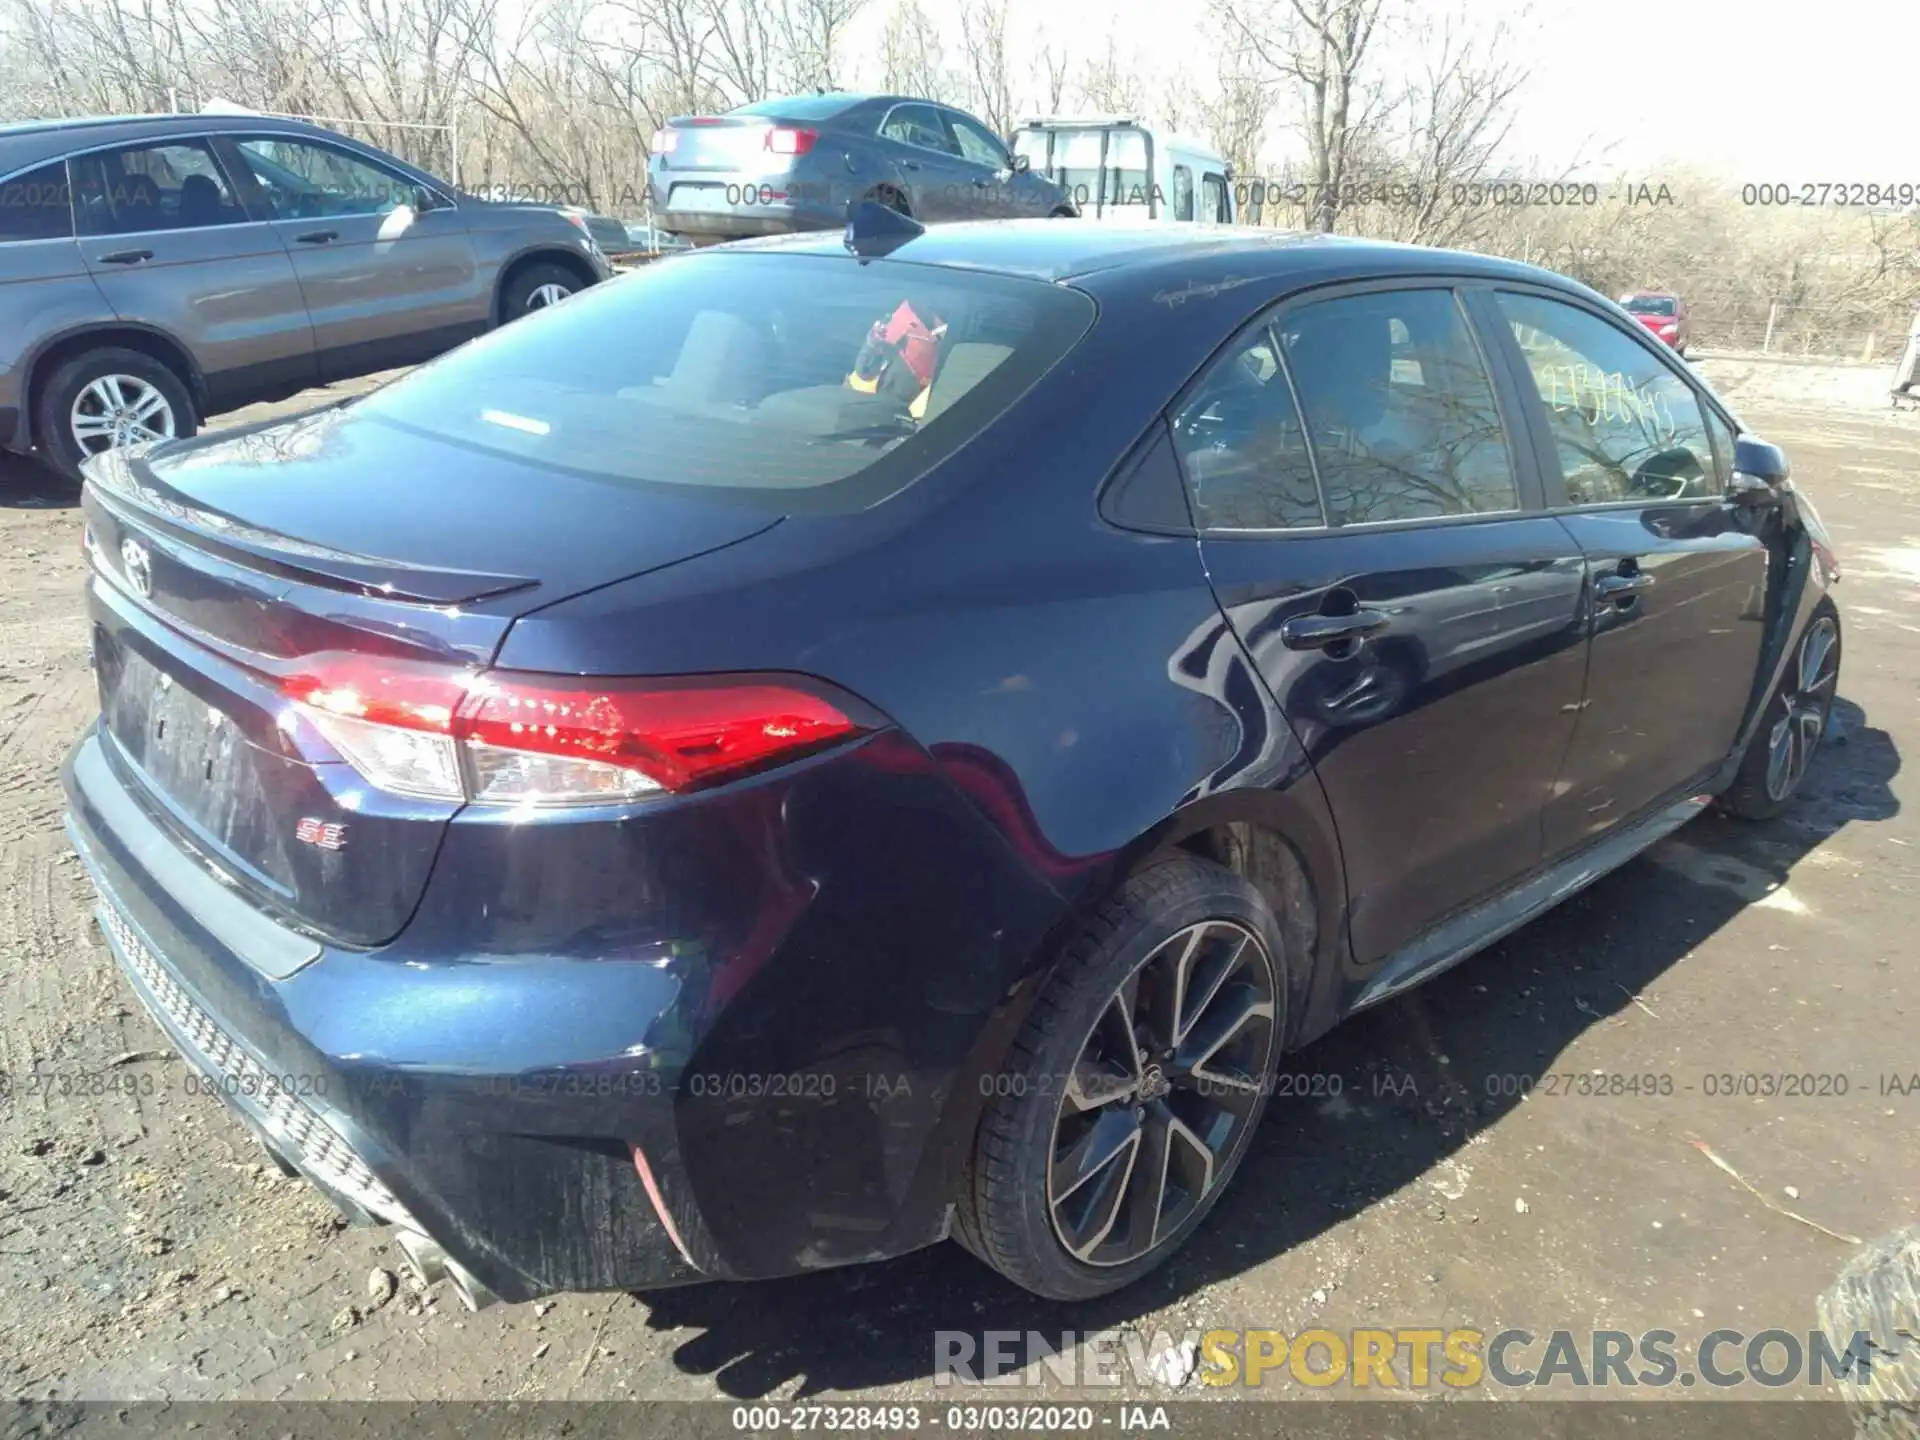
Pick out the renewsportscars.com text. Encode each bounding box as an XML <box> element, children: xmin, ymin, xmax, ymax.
<box><xmin>935</xmin><ymin>1327</ymin><xmax>1874</xmax><ymax>1390</ymax></box>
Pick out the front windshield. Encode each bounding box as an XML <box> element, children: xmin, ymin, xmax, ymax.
<box><xmin>1623</xmin><ymin>296</ymin><xmax>1678</xmax><ymax>316</ymax></box>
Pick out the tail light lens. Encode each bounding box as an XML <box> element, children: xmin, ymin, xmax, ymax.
<box><xmin>650</xmin><ymin>129</ymin><xmax>679</xmax><ymax>155</ymax></box>
<box><xmin>765</xmin><ymin>127</ymin><xmax>819</xmax><ymax>157</ymax></box>
<box><xmin>282</xmin><ymin>655</ymin><xmax>869</xmax><ymax>807</ymax></box>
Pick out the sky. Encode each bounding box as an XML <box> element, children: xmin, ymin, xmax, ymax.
<box><xmin>845</xmin><ymin>0</ymin><xmax>1920</xmax><ymax>184</ymax></box>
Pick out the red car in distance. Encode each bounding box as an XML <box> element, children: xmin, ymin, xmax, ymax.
<box><xmin>1621</xmin><ymin>292</ymin><xmax>1691</xmax><ymax>357</ymax></box>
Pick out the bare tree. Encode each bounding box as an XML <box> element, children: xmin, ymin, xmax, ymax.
<box><xmin>773</xmin><ymin>0</ymin><xmax>869</xmax><ymax>93</ymax></box>
<box><xmin>956</xmin><ymin>0</ymin><xmax>1012</xmax><ymax>133</ymax></box>
<box><xmin>1036</xmin><ymin>40</ymin><xmax>1069</xmax><ymax>113</ymax></box>
<box><xmin>1368</xmin><ymin>11</ymin><xmax>1528</xmax><ymax>247</ymax></box>
<box><xmin>878</xmin><ymin>0</ymin><xmax>943</xmax><ymax>97</ymax></box>
<box><xmin>1076</xmin><ymin>35</ymin><xmax>1142</xmax><ymax>114</ymax></box>
<box><xmin>1214</xmin><ymin>0</ymin><xmax>1389</xmax><ymax>231</ymax></box>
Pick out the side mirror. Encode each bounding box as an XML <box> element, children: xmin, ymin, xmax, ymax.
<box><xmin>1729</xmin><ymin>434</ymin><xmax>1790</xmax><ymax>503</ymax></box>
<box><xmin>1009</xmin><ymin>153</ymin><xmax>1030</xmax><ymax>174</ymax></box>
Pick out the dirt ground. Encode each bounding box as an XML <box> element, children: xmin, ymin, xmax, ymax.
<box><xmin>1</xmin><ymin>359</ymin><xmax>1916</xmax><ymax>1406</ymax></box>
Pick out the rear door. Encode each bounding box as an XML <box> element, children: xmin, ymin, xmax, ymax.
<box><xmin>68</xmin><ymin>136</ymin><xmax>317</xmax><ymax>405</ymax></box>
<box><xmin>218</xmin><ymin>133</ymin><xmax>484</xmax><ymax>379</ymax></box>
<box><xmin>2</xmin><ymin>161</ymin><xmax>107</xmax><ymax>439</ymax></box>
<box><xmin>1487</xmin><ymin>288</ymin><xmax>1768</xmax><ymax>858</ymax></box>
<box><xmin>1184</xmin><ymin>282</ymin><xmax>1591</xmax><ymax>967</ymax></box>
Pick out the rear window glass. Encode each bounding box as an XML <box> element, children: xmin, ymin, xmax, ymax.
<box><xmin>356</xmin><ymin>252</ymin><xmax>1095</xmax><ymax>513</ymax></box>
<box><xmin>730</xmin><ymin>96</ymin><xmax>859</xmax><ymax>121</ymax></box>
<box><xmin>1622</xmin><ymin>296</ymin><xmax>1677</xmax><ymax>315</ymax></box>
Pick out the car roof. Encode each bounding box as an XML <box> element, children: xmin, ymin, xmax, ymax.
<box><xmin>0</xmin><ymin>112</ymin><xmax>383</xmax><ymax>180</ymax></box>
<box><xmin>711</xmin><ymin>218</ymin><xmax>1586</xmax><ymax>291</ymax></box>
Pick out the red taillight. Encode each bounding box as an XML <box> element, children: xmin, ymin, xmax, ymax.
<box><xmin>457</xmin><ymin>674</ymin><xmax>861</xmax><ymax>793</ymax></box>
<box><xmin>280</xmin><ymin>654</ymin><xmax>868</xmax><ymax>806</ymax></box>
<box><xmin>765</xmin><ymin>127</ymin><xmax>819</xmax><ymax>157</ymax></box>
<box><xmin>650</xmin><ymin>128</ymin><xmax>679</xmax><ymax>155</ymax></box>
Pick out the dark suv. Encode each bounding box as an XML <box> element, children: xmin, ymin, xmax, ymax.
<box><xmin>0</xmin><ymin>112</ymin><xmax>613</xmax><ymax>477</ymax></box>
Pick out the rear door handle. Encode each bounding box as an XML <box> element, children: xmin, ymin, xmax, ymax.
<box><xmin>1594</xmin><ymin>571</ymin><xmax>1655</xmax><ymax>603</ymax></box>
<box><xmin>1279</xmin><ymin>610</ymin><xmax>1392</xmax><ymax>651</ymax></box>
<box><xmin>97</xmin><ymin>249</ymin><xmax>153</xmax><ymax>265</ymax></box>
<box><xmin>294</xmin><ymin>230</ymin><xmax>339</xmax><ymax>245</ymax></box>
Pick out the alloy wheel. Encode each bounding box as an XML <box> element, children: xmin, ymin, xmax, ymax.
<box><xmin>526</xmin><ymin>282</ymin><xmax>574</xmax><ymax>310</ymax></box>
<box><xmin>1047</xmin><ymin>919</ymin><xmax>1277</xmax><ymax>1267</ymax></box>
<box><xmin>1765</xmin><ymin>615</ymin><xmax>1839</xmax><ymax>802</ymax></box>
<box><xmin>71</xmin><ymin>375</ymin><xmax>177</xmax><ymax>456</ymax></box>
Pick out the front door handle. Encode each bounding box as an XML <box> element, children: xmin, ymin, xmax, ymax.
<box><xmin>1280</xmin><ymin>609</ymin><xmax>1392</xmax><ymax>651</ymax></box>
<box><xmin>294</xmin><ymin>229</ymin><xmax>339</xmax><ymax>245</ymax></box>
<box><xmin>1594</xmin><ymin>570</ymin><xmax>1655</xmax><ymax>605</ymax></box>
<box><xmin>97</xmin><ymin>249</ymin><xmax>153</xmax><ymax>265</ymax></box>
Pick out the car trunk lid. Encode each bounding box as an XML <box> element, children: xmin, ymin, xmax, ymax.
<box><xmin>80</xmin><ymin>410</ymin><xmax>779</xmax><ymax>951</ymax></box>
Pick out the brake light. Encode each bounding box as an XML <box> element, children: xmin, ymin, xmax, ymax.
<box><xmin>650</xmin><ymin>128</ymin><xmax>678</xmax><ymax>155</ymax></box>
<box><xmin>765</xmin><ymin>127</ymin><xmax>819</xmax><ymax>157</ymax></box>
<box><xmin>281</xmin><ymin>654</ymin><xmax>868</xmax><ymax>807</ymax></box>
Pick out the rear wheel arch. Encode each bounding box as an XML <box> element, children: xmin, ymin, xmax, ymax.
<box><xmin>867</xmin><ymin>184</ymin><xmax>912</xmax><ymax>217</ymax></box>
<box><xmin>494</xmin><ymin>249</ymin><xmax>599</xmax><ymax>326</ymax></box>
<box><xmin>24</xmin><ymin>324</ymin><xmax>204</xmax><ymax>447</ymax></box>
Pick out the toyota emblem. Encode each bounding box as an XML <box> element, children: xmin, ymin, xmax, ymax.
<box><xmin>120</xmin><ymin>537</ymin><xmax>153</xmax><ymax>598</ymax></box>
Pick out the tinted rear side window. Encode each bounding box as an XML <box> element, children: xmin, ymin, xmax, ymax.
<box><xmin>358</xmin><ymin>252</ymin><xmax>1095</xmax><ymax>512</ymax></box>
<box><xmin>0</xmin><ymin>162</ymin><xmax>74</xmax><ymax>242</ymax></box>
<box><xmin>1171</xmin><ymin>328</ymin><xmax>1323</xmax><ymax>530</ymax></box>
<box><xmin>1278</xmin><ymin>288</ymin><xmax>1519</xmax><ymax>525</ymax></box>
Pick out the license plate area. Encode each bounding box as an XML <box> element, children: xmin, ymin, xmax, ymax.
<box><xmin>98</xmin><ymin>633</ymin><xmax>253</xmax><ymax>800</ymax></box>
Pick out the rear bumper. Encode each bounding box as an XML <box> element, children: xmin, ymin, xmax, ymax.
<box><xmin>655</xmin><ymin>205</ymin><xmax>842</xmax><ymax>240</ymax></box>
<box><xmin>63</xmin><ymin>718</ymin><xmax>1066</xmax><ymax>1301</ymax></box>
<box><xmin>65</xmin><ymin>729</ymin><xmax>700</xmax><ymax>1300</ymax></box>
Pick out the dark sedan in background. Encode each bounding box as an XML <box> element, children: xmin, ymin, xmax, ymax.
<box><xmin>63</xmin><ymin>211</ymin><xmax>1840</xmax><ymax>1308</ymax></box>
<box><xmin>647</xmin><ymin>93</ymin><xmax>1075</xmax><ymax>244</ymax></box>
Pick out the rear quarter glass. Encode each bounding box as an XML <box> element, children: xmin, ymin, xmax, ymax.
<box><xmin>356</xmin><ymin>252</ymin><xmax>1096</xmax><ymax>515</ymax></box>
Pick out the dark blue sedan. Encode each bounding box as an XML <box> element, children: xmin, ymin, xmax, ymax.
<box><xmin>63</xmin><ymin>212</ymin><xmax>1842</xmax><ymax>1306</ymax></box>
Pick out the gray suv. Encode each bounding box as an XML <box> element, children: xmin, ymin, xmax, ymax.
<box><xmin>0</xmin><ymin>113</ymin><xmax>614</xmax><ymax>477</ymax></box>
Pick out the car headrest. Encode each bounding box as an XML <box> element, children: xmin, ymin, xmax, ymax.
<box><xmin>923</xmin><ymin>342</ymin><xmax>1012</xmax><ymax>423</ymax></box>
<box><xmin>177</xmin><ymin>174</ymin><xmax>224</xmax><ymax>227</ymax></box>
<box><xmin>662</xmin><ymin>310</ymin><xmax>765</xmax><ymax>405</ymax></box>
<box><xmin>1287</xmin><ymin>310</ymin><xmax>1391</xmax><ymax>435</ymax></box>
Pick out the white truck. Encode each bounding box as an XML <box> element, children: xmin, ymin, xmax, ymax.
<box><xmin>1009</xmin><ymin>117</ymin><xmax>1237</xmax><ymax>225</ymax></box>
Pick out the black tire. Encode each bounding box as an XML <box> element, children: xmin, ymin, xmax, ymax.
<box><xmin>1720</xmin><ymin>599</ymin><xmax>1842</xmax><ymax>820</ymax></box>
<box><xmin>1049</xmin><ymin>206</ymin><xmax>1078</xmax><ymax>219</ymax></box>
<box><xmin>1817</xmin><ymin>1226</ymin><xmax>1920</xmax><ymax>1439</ymax></box>
<box><xmin>500</xmin><ymin>261</ymin><xmax>585</xmax><ymax>323</ymax></box>
<box><xmin>35</xmin><ymin>347</ymin><xmax>196</xmax><ymax>481</ymax></box>
<box><xmin>871</xmin><ymin>187</ymin><xmax>912</xmax><ymax>217</ymax></box>
<box><xmin>955</xmin><ymin>855</ymin><xmax>1287</xmax><ymax>1300</ymax></box>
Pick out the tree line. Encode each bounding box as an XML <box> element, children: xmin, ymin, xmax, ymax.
<box><xmin>2</xmin><ymin>0</ymin><xmax>1913</xmax><ymax>353</ymax></box>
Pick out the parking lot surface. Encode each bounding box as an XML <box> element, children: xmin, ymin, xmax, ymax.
<box><xmin>1</xmin><ymin>361</ymin><xmax>1916</xmax><ymax>1403</ymax></box>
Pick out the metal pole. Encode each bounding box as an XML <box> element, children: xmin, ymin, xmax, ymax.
<box><xmin>169</xmin><ymin>87</ymin><xmax>179</xmax><ymax>113</ymax></box>
<box><xmin>1763</xmin><ymin>301</ymin><xmax>1778</xmax><ymax>354</ymax></box>
<box><xmin>450</xmin><ymin>121</ymin><xmax>461</xmax><ymax>191</ymax></box>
